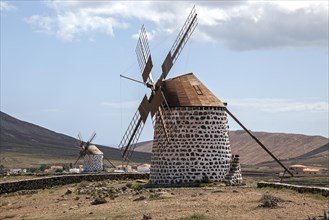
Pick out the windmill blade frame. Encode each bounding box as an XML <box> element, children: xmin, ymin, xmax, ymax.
<box><xmin>136</xmin><ymin>25</ymin><xmax>154</xmax><ymax>84</ymax></box>
<box><xmin>78</xmin><ymin>132</ymin><xmax>83</xmax><ymax>142</ymax></box>
<box><xmin>119</xmin><ymin>109</ymin><xmax>146</xmax><ymax>162</ymax></box>
<box><xmin>119</xmin><ymin>6</ymin><xmax>198</xmax><ymax>164</ymax></box>
<box><xmin>74</xmin><ymin>150</ymin><xmax>85</xmax><ymax>165</ymax></box>
<box><xmin>86</xmin><ymin>131</ymin><xmax>96</xmax><ymax>145</ymax></box>
<box><xmin>157</xmin><ymin>5</ymin><xmax>198</xmax><ymax>84</ymax></box>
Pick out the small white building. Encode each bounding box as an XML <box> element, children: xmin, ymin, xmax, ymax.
<box><xmin>83</xmin><ymin>145</ymin><xmax>104</xmax><ymax>172</ymax></box>
<box><xmin>115</xmin><ymin>165</ymin><xmax>132</xmax><ymax>172</ymax></box>
<box><xmin>137</xmin><ymin>164</ymin><xmax>151</xmax><ymax>173</ymax></box>
<box><xmin>288</xmin><ymin>165</ymin><xmax>321</xmax><ymax>176</ymax></box>
<box><xmin>69</xmin><ymin>168</ymin><xmax>81</xmax><ymax>173</ymax></box>
<box><xmin>9</xmin><ymin>168</ymin><xmax>27</xmax><ymax>175</ymax></box>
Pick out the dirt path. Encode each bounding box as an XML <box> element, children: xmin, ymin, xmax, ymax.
<box><xmin>0</xmin><ymin>179</ymin><xmax>328</xmax><ymax>220</ymax></box>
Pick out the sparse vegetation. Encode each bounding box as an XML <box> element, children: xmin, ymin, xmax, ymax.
<box><xmin>129</xmin><ymin>183</ymin><xmax>143</xmax><ymax>191</ymax></box>
<box><xmin>0</xmin><ymin>179</ymin><xmax>327</xmax><ymax>220</ymax></box>
<box><xmin>259</xmin><ymin>194</ymin><xmax>285</xmax><ymax>208</ymax></box>
<box><xmin>178</xmin><ymin>213</ymin><xmax>209</xmax><ymax>220</ymax></box>
<box><xmin>39</xmin><ymin>164</ymin><xmax>50</xmax><ymax>172</ymax></box>
<box><xmin>78</xmin><ymin>181</ymin><xmax>89</xmax><ymax>188</ymax></box>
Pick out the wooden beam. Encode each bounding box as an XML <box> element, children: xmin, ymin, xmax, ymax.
<box><xmin>225</xmin><ymin>107</ymin><xmax>294</xmax><ymax>177</ymax></box>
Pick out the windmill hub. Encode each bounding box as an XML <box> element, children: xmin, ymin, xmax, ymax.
<box><xmin>146</xmin><ymin>81</ymin><xmax>154</xmax><ymax>89</ymax></box>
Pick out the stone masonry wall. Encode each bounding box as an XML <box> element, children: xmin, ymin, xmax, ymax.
<box><xmin>84</xmin><ymin>154</ymin><xmax>103</xmax><ymax>172</ymax></box>
<box><xmin>150</xmin><ymin>106</ymin><xmax>232</xmax><ymax>184</ymax></box>
<box><xmin>257</xmin><ymin>181</ymin><xmax>329</xmax><ymax>197</ymax></box>
<box><xmin>0</xmin><ymin>173</ymin><xmax>149</xmax><ymax>194</ymax></box>
<box><xmin>225</xmin><ymin>155</ymin><xmax>243</xmax><ymax>185</ymax></box>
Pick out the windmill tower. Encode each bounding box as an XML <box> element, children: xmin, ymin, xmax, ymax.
<box><xmin>75</xmin><ymin>132</ymin><xmax>104</xmax><ymax>172</ymax></box>
<box><xmin>150</xmin><ymin>73</ymin><xmax>242</xmax><ymax>184</ymax></box>
<box><xmin>119</xmin><ymin>6</ymin><xmax>293</xmax><ymax>185</ymax></box>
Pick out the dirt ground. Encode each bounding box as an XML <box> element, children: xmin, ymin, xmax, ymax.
<box><xmin>0</xmin><ymin>178</ymin><xmax>328</xmax><ymax>220</ymax></box>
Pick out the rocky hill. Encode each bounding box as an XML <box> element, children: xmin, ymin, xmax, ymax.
<box><xmin>228</xmin><ymin>130</ymin><xmax>328</xmax><ymax>165</ymax></box>
<box><xmin>0</xmin><ymin>111</ymin><xmax>151</xmax><ymax>168</ymax></box>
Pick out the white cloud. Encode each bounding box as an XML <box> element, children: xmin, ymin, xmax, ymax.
<box><xmin>196</xmin><ymin>1</ymin><xmax>328</xmax><ymax>50</ymax></box>
<box><xmin>25</xmin><ymin>1</ymin><xmax>328</xmax><ymax>49</ymax></box>
<box><xmin>229</xmin><ymin>98</ymin><xmax>329</xmax><ymax>113</ymax></box>
<box><xmin>25</xmin><ymin>15</ymin><xmax>55</xmax><ymax>33</ymax></box>
<box><xmin>0</xmin><ymin>1</ymin><xmax>16</xmax><ymax>11</ymax></box>
<box><xmin>26</xmin><ymin>1</ymin><xmax>129</xmax><ymax>41</ymax></box>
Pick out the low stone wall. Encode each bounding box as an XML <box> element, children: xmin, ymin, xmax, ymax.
<box><xmin>0</xmin><ymin>173</ymin><xmax>149</xmax><ymax>194</ymax></box>
<box><xmin>257</xmin><ymin>181</ymin><xmax>329</xmax><ymax>197</ymax></box>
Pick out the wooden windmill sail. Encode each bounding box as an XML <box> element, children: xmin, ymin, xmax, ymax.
<box><xmin>119</xmin><ymin>6</ymin><xmax>293</xmax><ymax>180</ymax></box>
<box><xmin>119</xmin><ymin>6</ymin><xmax>198</xmax><ymax>163</ymax></box>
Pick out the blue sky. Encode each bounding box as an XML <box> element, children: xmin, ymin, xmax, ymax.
<box><xmin>1</xmin><ymin>1</ymin><xmax>328</xmax><ymax>146</ymax></box>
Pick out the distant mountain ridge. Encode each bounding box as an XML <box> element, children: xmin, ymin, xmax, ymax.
<box><xmin>134</xmin><ymin>131</ymin><xmax>328</xmax><ymax>166</ymax></box>
<box><xmin>0</xmin><ymin>111</ymin><xmax>327</xmax><ymax>168</ymax></box>
<box><xmin>0</xmin><ymin>111</ymin><xmax>151</xmax><ymax>168</ymax></box>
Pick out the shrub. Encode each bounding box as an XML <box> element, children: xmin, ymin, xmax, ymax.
<box><xmin>130</xmin><ymin>183</ymin><xmax>143</xmax><ymax>191</ymax></box>
<box><xmin>259</xmin><ymin>194</ymin><xmax>284</xmax><ymax>208</ymax></box>
<box><xmin>78</xmin><ymin>181</ymin><xmax>89</xmax><ymax>188</ymax></box>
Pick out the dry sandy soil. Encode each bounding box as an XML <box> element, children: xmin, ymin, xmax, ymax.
<box><xmin>0</xmin><ymin>178</ymin><xmax>328</xmax><ymax>220</ymax></box>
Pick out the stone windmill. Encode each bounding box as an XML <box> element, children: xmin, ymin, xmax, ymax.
<box><xmin>119</xmin><ymin>6</ymin><xmax>293</xmax><ymax>185</ymax></box>
<box><xmin>75</xmin><ymin>132</ymin><xmax>115</xmax><ymax>172</ymax></box>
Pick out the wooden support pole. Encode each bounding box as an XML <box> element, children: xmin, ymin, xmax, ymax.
<box><xmin>225</xmin><ymin>107</ymin><xmax>294</xmax><ymax>177</ymax></box>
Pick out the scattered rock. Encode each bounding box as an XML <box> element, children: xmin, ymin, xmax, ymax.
<box><xmin>133</xmin><ymin>195</ymin><xmax>146</xmax><ymax>201</ymax></box>
<box><xmin>91</xmin><ymin>197</ymin><xmax>107</xmax><ymax>205</ymax></box>
<box><xmin>136</xmin><ymin>179</ymin><xmax>148</xmax><ymax>183</ymax></box>
<box><xmin>109</xmin><ymin>194</ymin><xmax>119</xmax><ymax>200</ymax></box>
<box><xmin>233</xmin><ymin>190</ymin><xmax>239</xmax><ymax>193</ymax></box>
<box><xmin>89</xmin><ymin>212</ymin><xmax>93</xmax><ymax>215</ymax></box>
<box><xmin>57</xmin><ymin>196</ymin><xmax>67</xmax><ymax>201</ymax></box>
<box><xmin>157</xmin><ymin>192</ymin><xmax>174</xmax><ymax>199</ymax></box>
<box><xmin>217</xmin><ymin>183</ymin><xmax>227</xmax><ymax>187</ymax></box>
<box><xmin>212</xmin><ymin>189</ymin><xmax>224</xmax><ymax>193</ymax></box>
<box><xmin>75</xmin><ymin>196</ymin><xmax>80</xmax><ymax>201</ymax></box>
<box><xmin>150</xmin><ymin>192</ymin><xmax>174</xmax><ymax>199</ymax></box>
<box><xmin>142</xmin><ymin>213</ymin><xmax>152</xmax><ymax>220</ymax></box>
<box><xmin>65</xmin><ymin>188</ymin><xmax>74</xmax><ymax>195</ymax></box>
<box><xmin>69</xmin><ymin>205</ymin><xmax>79</xmax><ymax>210</ymax></box>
